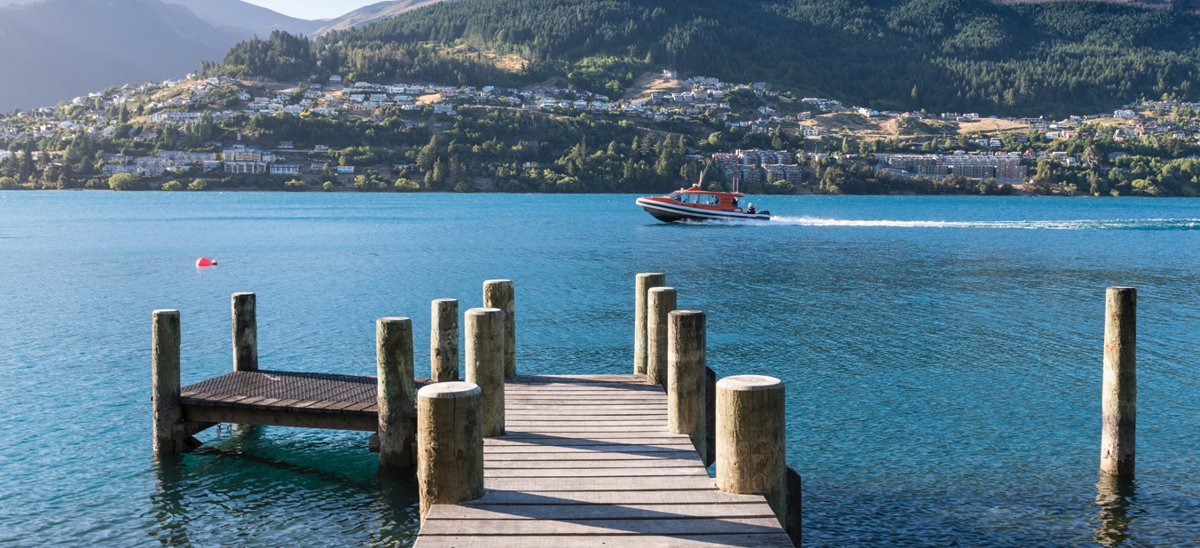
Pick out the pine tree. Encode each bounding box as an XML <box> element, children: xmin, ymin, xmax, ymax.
<box><xmin>417</xmin><ymin>135</ymin><xmax>439</xmax><ymax>172</ymax></box>
<box><xmin>655</xmin><ymin>146</ymin><xmax>673</xmax><ymax>178</ymax></box>
<box><xmin>432</xmin><ymin>158</ymin><xmax>447</xmax><ymax>189</ymax></box>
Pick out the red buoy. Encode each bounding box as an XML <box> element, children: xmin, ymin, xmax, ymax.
<box><xmin>196</xmin><ymin>257</ymin><xmax>213</xmax><ymax>267</ymax></box>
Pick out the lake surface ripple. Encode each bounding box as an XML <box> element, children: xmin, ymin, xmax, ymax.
<box><xmin>0</xmin><ymin>192</ymin><xmax>1197</xmax><ymax>547</ymax></box>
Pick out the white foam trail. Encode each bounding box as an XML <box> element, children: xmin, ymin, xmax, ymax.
<box><xmin>744</xmin><ymin>217</ymin><xmax>1200</xmax><ymax>230</ymax></box>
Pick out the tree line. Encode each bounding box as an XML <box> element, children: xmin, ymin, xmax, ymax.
<box><xmin>207</xmin><ymin>0</ymin><xmax>1200</xmax><ymax>117</ymax></box>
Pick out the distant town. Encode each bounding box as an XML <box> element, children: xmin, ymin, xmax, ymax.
<box><xmin>1</xmin><ymin>67</ymin><xmax>1198</xmax><ymax>196</ymax></box>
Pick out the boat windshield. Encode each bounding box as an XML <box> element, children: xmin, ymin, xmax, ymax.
<box><xmin>666</xmin><ymin>191</ymin><xmax>681</xmax><ymax>201</ymax></box>
<box><xmin>677</xmin><ymin>193</ymin><xmax>721</xmax><ymax>206</ymax></box>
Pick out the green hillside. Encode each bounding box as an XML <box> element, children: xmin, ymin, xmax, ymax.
<box><xmin>212</xmin><ymin>0</ymin><xmax>1200</xmax><ymax>116</ymax></box>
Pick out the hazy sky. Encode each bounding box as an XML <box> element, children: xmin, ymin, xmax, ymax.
<box><xmin>244</xmin><ymin>0</ymin><xmax>381</xmax><ymax>20</ymax></box>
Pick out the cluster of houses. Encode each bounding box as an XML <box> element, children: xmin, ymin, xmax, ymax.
<box><xmin>93</xmin><ymin>140</ymin><xmax>353</xmax><ymax>178</ymax></box>
<box><xmin>877</xmin><ymin>152</ymin><xmax>1028</xmax><ymax>182</ymax></box>
<box><xmin>101</xmin><ymin>151</ymin><xmax>219</xmax><ymax>177</ymax></box>
<box><xmin>711</xmin><ymin>149</ymin><xmax>805</xmax><ymax>184</ymax></box>
<box><xmin>8</xmin><ymin>68</ymin><xmax>1200</xmax><ymax>187</ymax></box>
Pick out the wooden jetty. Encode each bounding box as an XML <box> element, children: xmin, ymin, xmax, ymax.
<box><xmin>151</xmin><ymin>278</ymin><xmax>801</xmax><ymax>547</ymax></box>
<box><xmin>416</xmin><ymin>374</ymin><xmax>793</xmax><ymax>547</ymax></box>
<box><xmin>179</xmin><ymin>370</ymin><xmax>424</xmax><ymax>435</ymax></box>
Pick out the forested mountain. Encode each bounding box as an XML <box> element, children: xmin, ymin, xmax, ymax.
<box><xmin>0</xmin><ymin>0</ymin><xmax>245</xmax><ymax>111</ymax></box>
<box><xmin>214</xmin><ymin>0</ymin><xmax>1200</xmax><ymax>116</ymax></box>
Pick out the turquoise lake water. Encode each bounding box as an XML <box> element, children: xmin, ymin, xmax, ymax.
<box><xmin>1</xmin><ymin>192</ymin><xmax>1198</xmax><ymax>547</ymax></box>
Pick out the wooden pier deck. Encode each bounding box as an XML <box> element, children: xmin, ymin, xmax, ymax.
<box><xmin>179</xmin><ymin>370</ymin><xmax>427</xmax><ymax>433</ymax></box>
<box><xmin>415</xmin><ymin>374</ymin><xmax>793</xmax><ymax>548</ymax></box>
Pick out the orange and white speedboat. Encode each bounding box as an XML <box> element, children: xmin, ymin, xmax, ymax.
<box><xmin>635</xmin><ymin>169</ymin><xmax>770</xmax><ymax>223</ymax></box>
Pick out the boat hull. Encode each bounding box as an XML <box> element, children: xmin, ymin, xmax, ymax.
<box><xmin>635</xmin><ymin>198</ymin><xmax>770</xmax><ymax>223</ymax></box>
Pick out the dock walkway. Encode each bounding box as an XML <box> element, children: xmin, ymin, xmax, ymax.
<box><xmin>415</xmin><ymin>374</ymin><xmax>792</xmax><ymax>547</ymax></box>
<box><xmin>179</xmin><ymin>370</ymin><xmax>427</xmax><ymax>433</ymax></box>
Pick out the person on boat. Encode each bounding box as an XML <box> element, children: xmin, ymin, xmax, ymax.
<box><xmin>747</xmin><ymin>203</ymin><xmax>757</xmax><ymax>214</ymax></box>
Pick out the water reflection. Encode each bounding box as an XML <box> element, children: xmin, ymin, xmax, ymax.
<box><xmin>1093</xmin><ymin>473</ymin><xmax>1137</xmax><ymax>546</ymax></box>
<box><xmin>149</xmin><ymin>427</ymin><xmax>420</xmax><ymax>548</ymax></box>
<box><xmin>150</xmin><ymin>453</ymin><xmax>191</xmax><ymax>547</ymax></box>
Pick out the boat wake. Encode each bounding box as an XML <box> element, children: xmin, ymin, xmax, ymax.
<box><xmin>707</xmin><ymin>216</ymin><xmax>1200</xmax><ymax>230</ymax></box>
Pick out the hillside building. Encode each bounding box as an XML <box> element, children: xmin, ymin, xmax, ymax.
<box><xmin>878</xmin><ymin>153</ymin><xmax>1027</xmax><ymax>182</ymax></box>
<box><xmin>711</xmin><ymin>149</ymin><xmax>801</xmax><ymax>184</ymax></box>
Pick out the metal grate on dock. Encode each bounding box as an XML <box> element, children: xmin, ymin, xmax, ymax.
<box><xmin>177</xmin><ymin>370</ymin><xmax>428</xmax><ymax>433</ymax></box>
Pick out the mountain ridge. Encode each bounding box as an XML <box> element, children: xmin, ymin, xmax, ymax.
<box><xmin>0</xmin><ymin>0</ymin><xmax>244</xmax><ymax>111</ymax></box>
<box><xmin>165</xmin><ymin>0</ymin><xmax>326</xmax><ymax>37</ymax></box>
<box><xmin>313</xmin><ymin>0</ymin><xmax>451</xmax><ymax>35</ymax></box>
<box><xmin>211</xmin><ymin>0</ymin><xmax>1200</xmax><ymax>116</ymax></box>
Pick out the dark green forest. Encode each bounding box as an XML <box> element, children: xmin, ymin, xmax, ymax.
<box><xmin>212</xmin><ymin>0</ymin><xmax>1200</xmax><ymax>116</ymax></box>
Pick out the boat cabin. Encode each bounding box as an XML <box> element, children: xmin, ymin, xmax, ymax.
<box><xmin>666</xmin><ymin>189</ymin><xmax>743</xmax><ymax>212</ymax></box>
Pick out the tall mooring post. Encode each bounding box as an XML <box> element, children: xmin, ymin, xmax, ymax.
<box><xmin>483</xmin><ymin>280</ymin><xmax>516</xmax><ymax>378</ymax></box>
<box><xmin>646</xmin><ymin>287</ymin><xmax>677</xmax><ymax>387</ymax></box>
<box><xmin>231</xmin><ymin>292</ymin><xmax>257</xmax><ymax>372</ymax></box>
<box><xmin>466</xmin><ymin>307</ymin><xmax>506</xmax><ymax>437</ymax></box>
<box><xmin>377</xmin><ymin>317</ymin><xmax>416</xmax><ymax>467</ymax></box>
<box><xmin>717</xmin><ymin>375</ymin><xmax>787</xmax><ymax>524</ymax></box>
<box><xmin>417</xmin><ymin>381</ymin><xmax>484</xmax><ymax>522</ymax></box>
<box><xmin>668</xmin><ymin>310</ymin><xmax>707</xmax><ymax>463</ymax></box>
<box><xmin>634</xmin><ymin>273</ymin><xmax>666</xmax><ymax>375</ymax></box>
<box><xmin>431</xmin><ymin>299</ymin><xmax>459</xmax><ymax>382</ymax></box>
<box><xmin>1101</xmin><ymin>286</ymin><xmax>1137</xmax><ymax>477</ymax></box>
<box><xmin>152</xmin><ymin>309</ymin><xmax>183</xmax><ymax>454</ymax></box>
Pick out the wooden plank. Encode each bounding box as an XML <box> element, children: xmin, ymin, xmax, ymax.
<box><xmin>503</xmin><ymin>401</ymin><xmax>668</xmax><ymax>407</ymax></box>
<box><xmin>506</xmin><ymin>425</ymin><xmax>667</xmax><ymax>432</ymax></box>
<box><xmin>497</xmin><ymin>431</ymin><xmax>688</xmax><ymax>440</ymax></box>
<box><xmin>483</xmin><ymin>477</ymin><xmax>717</xmax><ymax>491</ymax></box>
<box><xmin>485</xmin><ymin>450</ymin><xmax>701</xmax><ymax>462</ymax></box>
<box><xmin>506</xmin><ymin>389</ymin><xmax>661</xmax><ymax>394</ymax></box>
<box><xmin>505</xmin><ymin>420</ymin><xmax>667</xmax><ymax>427</ymax></box>
<box><xmin>484</xmin><ymin>439</ymin><xmax>695</xmax><ymax>450</ymax></box>
<box><xmin>427</xmin><ymin>503</ymin><xmax>776</xmax><ymax>520</ymax></box>
<box><xmin>505</xmin><ymin>387</ymin><xmax>665</xmax><ymax>393</ymax></box>
<box><xmin>510</xmin><ymin>374</ymin><xmax>646</xmax><ymax>381</ymax></box>
<box><xmin>181</xmin><ymin>403</ymin><xmax>377</xmax><ymax>432</ymax></box>
<box><xmin>485</xmin><ymin>458</ymin><xmax>703</xmax><ymax>469</ymax></box>
<box><xmin>467</xmin><ymin>489</ymin><xmax>769</xmax><ymax>506</ymax></box>
<box><xmin>414</xmin><ymin>534</ymin><xmax>793</xmax><ymax>548</ymax></box>
<box><xmin>418</xmin><ymin>517</ymin><xmax>785</xmax><ymax>536</ymax></box>
<box><xmin>484</xmin><ymin>467</ymin><xmax>710</xmax><ymax>478</ymax></box>
<box><xmin>505</xmin><ymin>410</ymin><xmax>668</xmax><ymax>417</ymax></box>
<box><xmin>505</xmin><ymin>404</ymin><xmax>666</xmax><ymax>411</ymax></box>
<box><xmin>506</xmin><ymin>394</ymin><xmax>665</xmax><ymax>400</ymax></box>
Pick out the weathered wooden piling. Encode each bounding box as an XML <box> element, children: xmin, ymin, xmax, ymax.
<box><xmin>646</xmin><ymin>287</ymin><xmax>677</xmax><ymax>387</ymax></box>
<box><xmin>483</xmin><ymin>280</ymin><xmax>516</xmax><ymax>378</ymax></box>
<box><xmin>152</xmin><ymin>309</ymin><xmax>183</xmax><ymax>454</ymax></box>
<box><xmin>1102</xmin><ymin>286</ymin><xmax>1137</xmax><ymax>477</ymax></box>
<box><xmin>430</xmin><ymin>299</ymin><xmax>459</xmax><ymax>382</ymax></box>
<box><xmin>668</xmin><ymin>310</ymin><xmax>706</xmax><ymax>461</ymax></box>
<box><xmin>377</xmin><ymin>317</ymin><xmax>415</xmax><ymax>467</ymax></box>
<box><xmin>634</xmin><ymin>273</ymin><xmax>666</xmax><ymax>375</ymax></box>
<box><xmin>465</xmin><ymin>307</ymin><xmax>505</xmax><ymax>437</ymax></box>
<box><xmin>717</xmin><ymin>375</ymin><xmax>787</xmax><ymax>524</ymax></box>
<box><xmin>231</xmin><ymin>292</ymin><xmax>257</xmax><ymax>372</ymax></box>
<box><xmin>416</xmin><ymin>381</ymin><xmax>484</xmax><ymax>522</ymax></box>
